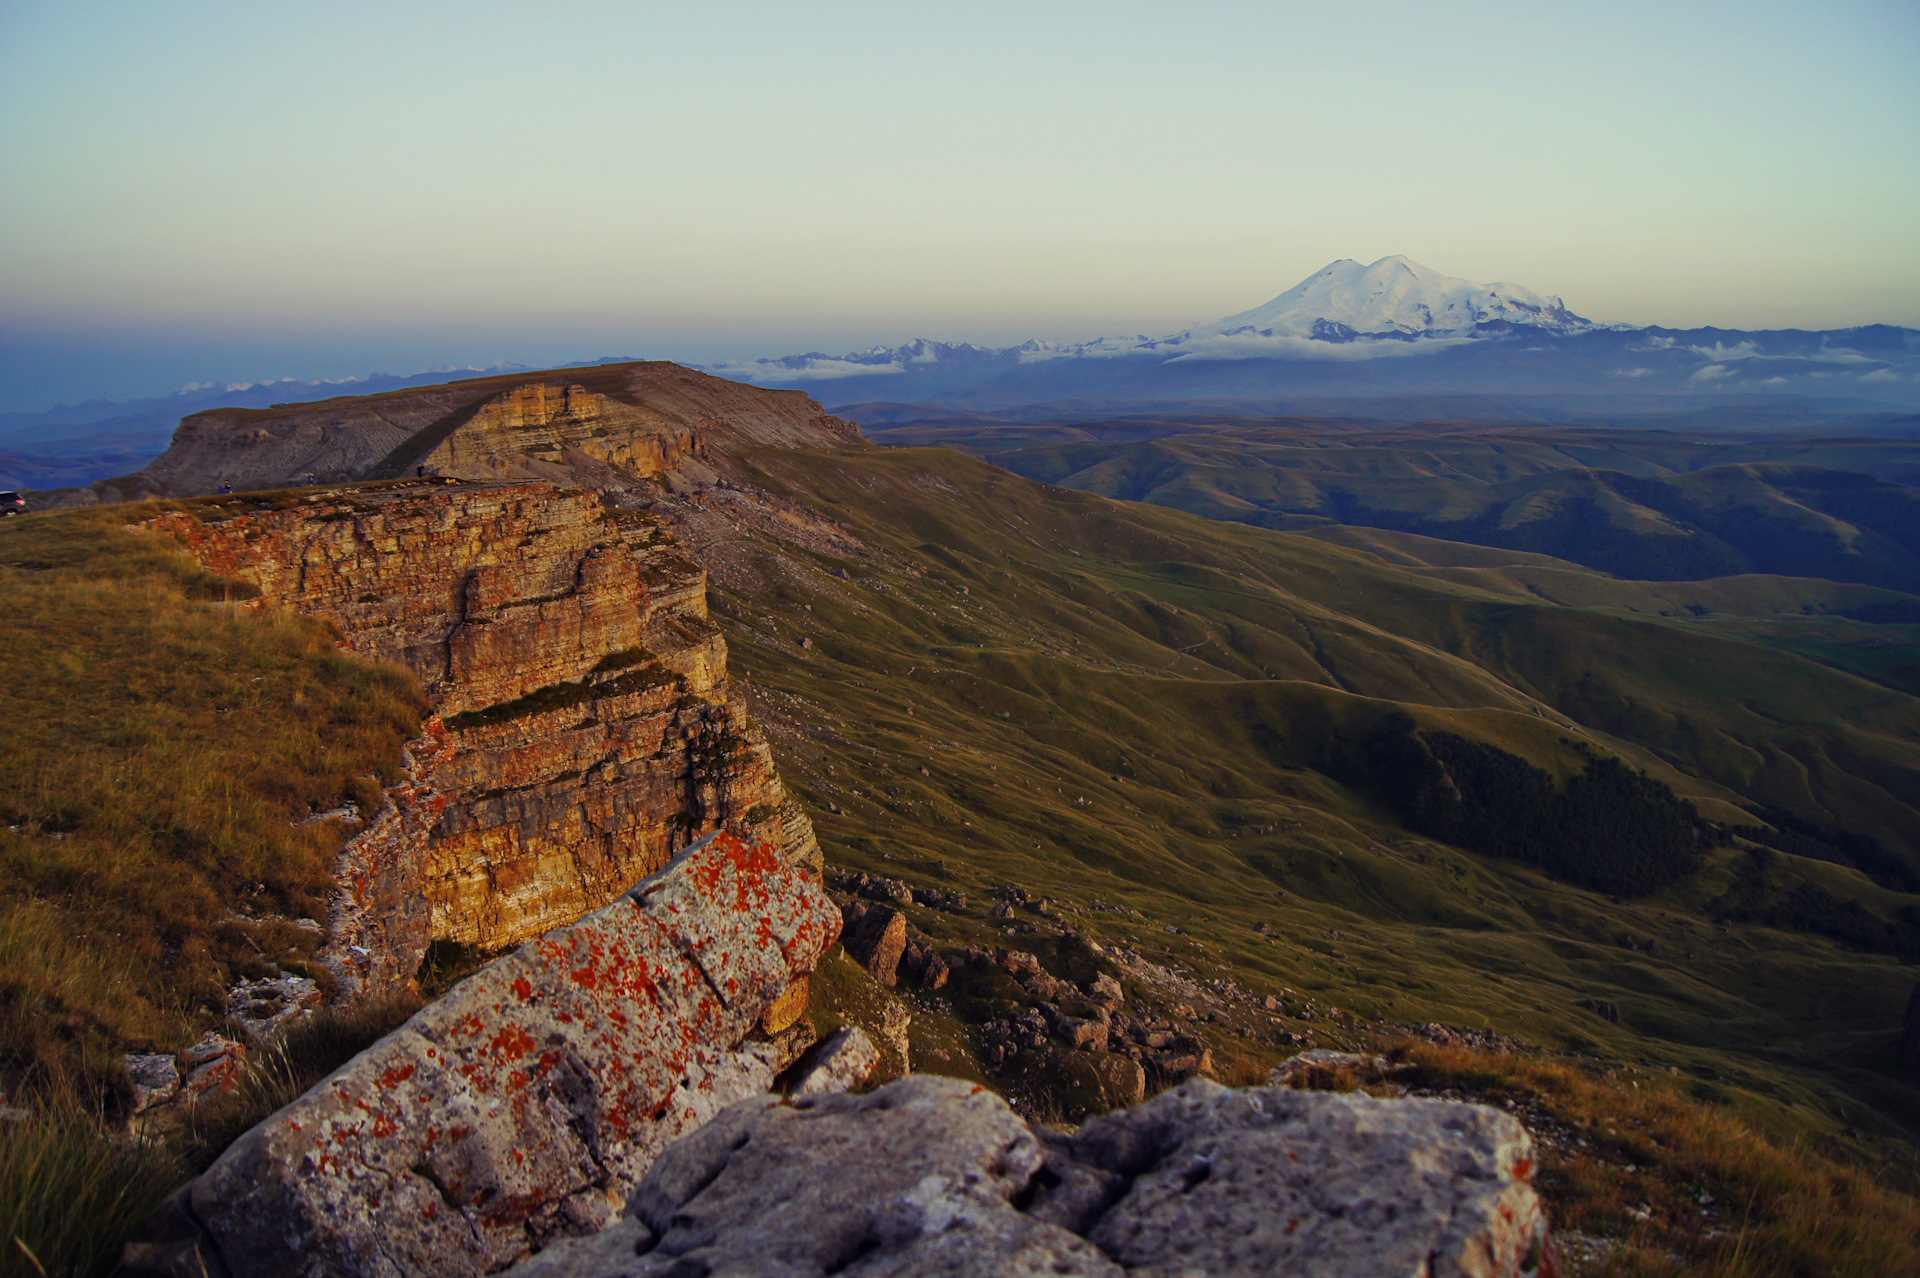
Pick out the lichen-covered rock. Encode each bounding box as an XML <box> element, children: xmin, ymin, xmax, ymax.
<box><xmin>180</xmin><ymin>831</ymin><xmax>839</xmax><ymax>1278</ymax></box>
<box><xmin>500</xmin><ymin>1075</ymin><xmax>1550</xmax><ymax>1278</ymax></box>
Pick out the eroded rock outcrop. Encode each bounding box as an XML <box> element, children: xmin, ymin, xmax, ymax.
<box><xmin>511</xmin><ymin>1073</ymin><xmax>1551</xmax><ymax>1278</ymax></box>
<box><xmin>138</xmin><ymin>361</ymin><xmax>862</xmax><ymax>499</ymax></box>
<box><xmin>146</xmin><ymin>481</ymin><xmax>818</xmax><ymax>995</ymax></box>
<box><xmin>140</xmin><ymin>831</ymin><xmax>839</xmax><ymax>1278</ymax></box>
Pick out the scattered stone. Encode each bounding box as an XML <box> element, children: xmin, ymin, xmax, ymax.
<box><xmin>1151</xmin><ymin>1041</ymin><xmax>1213</xmax><ymax>1082</ymax></box>
<box><xmin>789</xmin><ymin>1026</ymin><xmax>881</xmax><ymax>1097</ymax></box>
<box><xmin>995</xmin><ymin>883</ymin><xmax>1034</xmax><ymax>906</ymax></box>
<box><xmin>901</xmin><ymin>940</ymin><xmax>949</xmax><ymax>990</ymax></box>
<box><xmin>178</xmin><ymin>1035</ymin><xmax>247</xmax><ymax>1106</ymax></box>
<box><xmin>910</xmin><ymin>885</ymin><xmax>967</xmax><ymax>911</ymax></box>
<box><xmin>841</xmin><ymin>901</ymin><xmax>908</xmax><ymax>986</ymax></box>
<box><xmin>1051</xmin><ymin>1010</ymin><xmax>1111</xmax><ymax>1053</ymax></box>
<box><xmin>989</xmin><ymin>901</ymin><xmax>1016</xmax><ymax>920</ymax></box>
<box><xmin>227</xmin><ymin>971</ymin><xmax>322</xmax><ymax>1044</ymax></box>
<box><xmin>879</xmin><ymin>999</ymin><xmax>913</xmax><ymax>1069</ymax></box>
<box><xmin>125</xmin><ymin>1054</ymin><xmax>182</xmax><ymax>1114</ymax></box>
<box><xmin>1086</xmin><ymin>973</ymin><xmax>1124</xmax><ymax>1011</ymax></box>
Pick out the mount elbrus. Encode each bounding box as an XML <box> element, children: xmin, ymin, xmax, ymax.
<box><xmin>5</xmin><ymin>354</ymin><xmax>1920</xmax><ymax>1275</ymax></box>
<box><xmin>705</xmin><ymin>255</ymin><xmax>1920</xmax><ymax>408</ymax></box>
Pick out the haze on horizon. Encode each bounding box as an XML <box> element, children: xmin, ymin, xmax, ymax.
<box><xmin>2</xmin><ymin>0</ymin><xmax>1917</xmax><ymax>413</ymax></box>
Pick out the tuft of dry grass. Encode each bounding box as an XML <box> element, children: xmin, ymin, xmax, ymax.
<box><xmin>0</xmin><ymin>1109</ymin><xmax>179</xmax><ymax>1278</ymax></box>
<box><xmin>0</xmin><ymin>505</ymin><xmax>426</xmax><ymax>1106</ymax></box>
<box><xmin>1382</xmin><ymin>1041</ymin><xmax>1920</xmax><ymax>1278</ymax></box>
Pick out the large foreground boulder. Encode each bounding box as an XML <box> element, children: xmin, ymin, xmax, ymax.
<box><xmin>515</xmin><ymin>1074</ymin><xmax>1551</xmax><ymax>1278</ymax></box>
<box><xmin>154</xmin><ymin>831</ymin><xmax>839</xmax><ymax>1278</ymax></box>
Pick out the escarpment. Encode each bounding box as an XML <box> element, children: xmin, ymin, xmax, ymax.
<box><xmin>145</xmin><ymin>479</ymin><xmax>819</xmax><ymax>996</ymax></box>
<box><xmin>136</xmin><ymin>360</ymin><xmax>863</xmax><ymax>499</ymax></box>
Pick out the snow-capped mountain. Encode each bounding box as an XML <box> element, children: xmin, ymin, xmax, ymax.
<box><xmin>698</xmin><ymin>257</ymin><xmax>1918</xmax><ymax>407</ymax></box>
<box><xmin>1208</xmin><ymin>255</ymin><xmax>1595</xmax><ymax>340</ymax></box>
<box><xmin>704</xmin><ymin>257</ymin><xmax>1597</xmax><ymax>385</ymax></box>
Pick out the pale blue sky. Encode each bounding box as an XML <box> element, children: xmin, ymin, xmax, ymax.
<box><xmin>2</xmin><ymin>0</ymin><xmax>1917</xmax><ymax>409</ymax></box>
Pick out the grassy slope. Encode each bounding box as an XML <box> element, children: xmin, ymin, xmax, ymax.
<box><xmin>682</xmin><ymin>445</ymin><xmax>1920</xmax><ymax>1182</ymax></box>
<box><xmin>0</xmin><ymin>504</ymin><xmax>424</xmax><ymax>1103</ymax></box>
<box><xmin>923</xmin><ymin>424</ymin><xmax>1920</xmax><ymax>593</ymax></box>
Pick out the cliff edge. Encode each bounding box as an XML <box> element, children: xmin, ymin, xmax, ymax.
<box><xmin>133</xmin><ymin>361</ymin><xmax>863</xmax><ymax>500</ymax></box>
<box><xmin>144</xmin><ymin>479</ymin><xmax>818</xmax><ymax>997</ymax></box>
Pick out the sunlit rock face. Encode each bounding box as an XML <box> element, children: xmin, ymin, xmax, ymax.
<box><xmin>146</xmin><ymin>481</ymin><xmax>818</xmax><ymax>996</ymax></box>
<box><xmin>137</xmin><ymin>359</ymin><xmax>863</xmax><ymax>498</ymax></box>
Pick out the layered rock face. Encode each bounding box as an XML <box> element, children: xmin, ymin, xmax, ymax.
<box><xmin>141</xmin><ymin>831</ymin><xmax>840</xmax><ymax>1278</ymax></box>
<box><xmin>147</xmin><ymin>480</ymin><xmax>818</xmax><ymax>995</ymax></box>
<box><xmin>138</xmin><ymin>361</ymin><xmax>862</xmax><ymax>499</ymax></box>
<box><xmin>512</xmin><ymin>1074</ymin><xmax>1550</xmax><ymax>1278</ymax></box>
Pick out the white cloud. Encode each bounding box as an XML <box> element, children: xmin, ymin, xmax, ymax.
<box><xmin>1611</xmin><ymin>367</ymin><xmax>1655</xmax><ymax>378</ymax></box>
<box><xmin>1690</xmin><ymin>364</ymin><xmax>1732</xmax><ymax>382</ymax></box>
<box><xmin>1859</xmin><ymin>368</ymin><xmax>1903</xmax><ymax>382</ymax></box>
<box><xmin>1160</xmin><ymin>332</ymin><xmax>1471</xmax><ymax>364</ymax></box>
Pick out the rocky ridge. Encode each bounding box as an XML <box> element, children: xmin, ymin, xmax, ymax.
<box><xmin>145</xmin><ymin>479</ymin><xmax>817</xmax><ymax>997</ymax></box>
<box><xmin>135</xmin><ymin>360</ymin><xmax>862</xmax><ymax>499</ymax></box>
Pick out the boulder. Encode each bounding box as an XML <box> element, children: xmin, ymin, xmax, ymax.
<box><xmin>789</xmin><ymin>1026</ymin><xmax>881</xmax><ymax>1097</ymax></box>
<box><xmin>1065</xmin><ymin>1080</ymin><xmax>1549</xmax><ymax>1278</ymax></box>
<box><xmin>625</xmin><ymin>1076</ymin><xmax>1121</xmax><ymax>1276</ymax></box>
<box><xmin>842</xmin><ymin>902</ymin><xmax>907</xmax><ymax>987</ymax></box>
<box><xmin>170</xmin><ymin>830</ymin><xmax>839</xmax><ymax>1278</ymax></box>
<box><xmin>498</xmin><ymin>1075</ymin><xmax>1548</xmax><ymax>1278</ymax></box>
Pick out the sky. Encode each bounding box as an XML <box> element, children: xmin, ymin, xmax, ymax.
<box><xmin>3</xmin><ymin>0</ymin><xmax>1918</xmax><ymax>412</ymax></box>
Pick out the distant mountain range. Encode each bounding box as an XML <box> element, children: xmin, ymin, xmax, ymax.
<box><xmin>702</xmin><ymin>256</ymin><xmax>1920</xmax><ymax>410</ymax></box>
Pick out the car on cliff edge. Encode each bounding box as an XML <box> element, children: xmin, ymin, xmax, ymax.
<box><xmin>0</xmin><ymin>491</ymin><xmax>25</xmax><ymax>516</ymax></box>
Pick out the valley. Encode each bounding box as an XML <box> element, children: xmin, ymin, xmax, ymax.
<box><xmin>5</xmin><ymin>363</ymin><xmax>1920</xmax><ymax>1274</ymax></box>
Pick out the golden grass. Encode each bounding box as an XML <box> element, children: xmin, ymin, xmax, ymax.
<box><xmin>1387</xmin><ymin>1042</ymin><xmax>1920</xmax><ymax>1278</ymax></box>
<box><xmin>0</xmin><ymin>506</ymin><xmax>425</xmax><ymax>1105</ymax></box>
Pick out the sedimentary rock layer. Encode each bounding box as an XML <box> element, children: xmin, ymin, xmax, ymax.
<box><xmin>138</xmin><ymin>360</ymin><xmax>861</xmax><ymax>498</ymax></box>
<box><xmin>171</xmin><ymin>831</ymin><xmax>840</xmax><ymax>1278</ymax></box>
<box><xmin>146</xmin><ymin>480</ymin><xmax>818</xmax><ymax>995</ymax></box>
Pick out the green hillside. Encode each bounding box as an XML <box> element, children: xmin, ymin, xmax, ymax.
<box><xmin>679</xmin><ymin>443</ymin><xmax>1920</xmax><ymax>1149</ymax></box>
<box><xmin>7</xmin><ymin>453</ymin><xmax>1920</xmax><ymax>1273</ymax></box>
<box><xmin>875</xmin><ymin>420</ymin><xmax>1920</xmax><ymax>592</ymax></box>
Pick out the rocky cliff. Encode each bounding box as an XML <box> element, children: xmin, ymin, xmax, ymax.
<box><xmin>145</xmin><ymin>479</ymin><xmax>818</xmax><ymax>997</ymax></box>
<box><xmin>135</xmin><ymin>361</ymin><xmax>862</xmax><ymax>499</ymax></box>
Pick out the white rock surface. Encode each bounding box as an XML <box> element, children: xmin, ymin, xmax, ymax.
<box><xmin>499</xmin><ymin>1075</ymin><xmax>1551</xmax><ymax>1278</ymax></box>
<box><xmin>790</xmin><ymin>1025</ymin><xmax>881</xmax><ymax>1097</ymax></box>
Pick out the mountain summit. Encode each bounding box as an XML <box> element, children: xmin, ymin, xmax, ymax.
<box><xmin>1214</xmin><ymin>255</ymin><xmax>1595</xmax><ymax>341</ymax></box>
